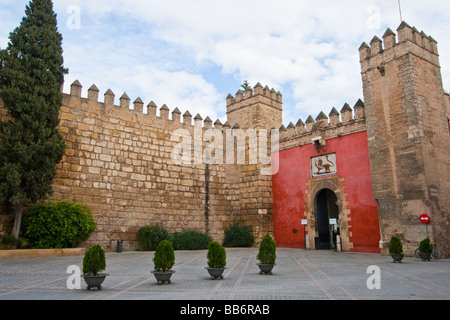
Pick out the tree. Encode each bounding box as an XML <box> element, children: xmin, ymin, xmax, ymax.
<box><xmin>241</xmin><ymin>80</ymin><xmax>250</xmax><ymax>91</ymax></box>
<box><xmin>0</xmin><ymin>0</ymin><xmax>68</xmax><ymax>239</ymax></box>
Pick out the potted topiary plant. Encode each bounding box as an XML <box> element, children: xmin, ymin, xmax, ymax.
<box><xmin>257</xmin><ymin>234</ymin><xmax>277</xmax><ymax>275</ymax></box>
<box><xmin>388</xmin><ymin>236</ymin><xmax>404</xmax><ymax>263</ymax></box>
<box><xmin>151</xmin><ymin>240</ymin><xmax>176</xmax><ymax>284</ymax></box>
<box><xmin>82</xmin><ymin>244</ymin><xmax>108</xmax><ymax>290</ymax></box>
<box><xmin>418</xmin><ymin>238</ymin><xmax>433</xmax><ymax>261</ymax></box>
<box><xmin>205</xmin><ymin>241</ymin><xmax>227</xmax><ymax>280</ymax></box>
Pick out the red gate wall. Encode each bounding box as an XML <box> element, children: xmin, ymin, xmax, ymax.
<box><xmin>272</xmin><ymin>131</ymin><xmax>381</xmax><ymax>253</ymax></box>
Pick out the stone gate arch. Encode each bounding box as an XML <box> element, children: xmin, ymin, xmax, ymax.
<box><xmin>305</xmin><ymin>177</ymin><xmax>353</xmax><ymax>251</ymax></box>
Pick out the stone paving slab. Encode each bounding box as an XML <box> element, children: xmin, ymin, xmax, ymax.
<box><xmin>0</xmin><ymin>248</ymin><xmax>449</xmax><ymax>301</ymax></box>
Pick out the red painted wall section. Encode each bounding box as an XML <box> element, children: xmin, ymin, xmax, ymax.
<box><xmin>272</xmin><ymin>131</ymin><xmax>381</xmax><ymax>253</ymax></box>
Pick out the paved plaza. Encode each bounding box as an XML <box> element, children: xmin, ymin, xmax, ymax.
<box><xmin>0</xmin><ymin>248</ymin><xmax>449</xmax><ymax>301</ymax></box>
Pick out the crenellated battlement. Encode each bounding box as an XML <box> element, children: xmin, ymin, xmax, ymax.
<box><xmin>226</xmin><ymin>82</ymin><xmax>283</xmax><ymax>130</ymax></box>
<box><xmin>360</xmin><ymin>21</ymin><xmax>439</xmax><ymax>74</ymax></box>
<box><xmin>65</xmin><ymin>80</ymin><xmax>228</xmax><ymax>132</ymax></box>
<box><xmin>278</xmin><ymin>99</ymin><xmax>366</xmax><ymax>151</ymax></box>
<box><xmin>64</xmin><ymin>79</ymin><xmax>367</xmax><ymax>154</ymax></box>
<box><xmin>226</xmin><ymin>82</ymin><xmax>282</xmax><ymax>107</ymax></box>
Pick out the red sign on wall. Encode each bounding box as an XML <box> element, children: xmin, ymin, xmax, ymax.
<box><xmin>420</xmin><ymin>214</ymin><xmax>430</xmax><ymax>224</ymax></box>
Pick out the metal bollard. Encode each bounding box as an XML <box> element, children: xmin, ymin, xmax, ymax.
<box><xmin>117</xmin><ymin>239</ymin><xmax>123</xmax><ymax>253</ymax></box>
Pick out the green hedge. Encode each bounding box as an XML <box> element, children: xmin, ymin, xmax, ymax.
<box><xmin>171</xmin><ymin>230</ymin><xmax>212</xmax><ymax>250</ymax></box>
<box><xmin>137</xmin><ymin>225</ymin><xmax>170</xmax><ymax>251</ymax></box>
<box><xmin>223</xmin><ymin>224</ymin><xmax>254</xmax><ymax>247</ymax></box>
<box><xmin>23</xmin><ymin>201</ymin><xmax>96</xmax><ymax>249</ymax></box>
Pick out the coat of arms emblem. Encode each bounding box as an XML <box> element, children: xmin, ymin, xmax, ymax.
<box><xmin>311</xmin><ymin>153</ymin><xmax>337</xmax><ymax>177</ymax></box>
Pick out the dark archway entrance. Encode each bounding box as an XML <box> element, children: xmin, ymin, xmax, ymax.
<box><xmin>315</xmin><ymin>189</ymin><xmax>339</xmax><ymax>250</ymax></box>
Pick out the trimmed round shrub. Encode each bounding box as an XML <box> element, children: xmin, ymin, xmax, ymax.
<box><xmin>207</xmin><ymin>241</ymin><xmax>226</xmax><ymax>269</ymax></box>
<box><xmin>137</xmin><ymin>225</ymin><xmax>170</xmax><ymax>251</ymax></box>
<box><xmin>23</xmin><ymin>201</ymin><xmax>96</xmax><ymax>249</ymax></box>
<box><xmin>83</xmin><ymin>244</ymin><xmax>106</xmax><ymax>276</ymax></box>
<box><xmin>223</xmin><ymin>224</ymin><xmax>254</xmax><ymax>247</ymax></box>
<box><xmin>257</xmin><ymin>234</ymin><xmax>277</xmax><ymax>264</ymax></box>
<box><xmin>388</xmin><ymin>236</ymin><xmax>403</xmax><ymax>255</ymax></box>
<box><xmin>419</xmin><ymin>238</ymin><xmax>433</xmax><ymax>254</ymax></box>
<box><xmin>153</xmin><ymin>240</ymin><xmax>175</xmax><ymax>272</ymax></box>
<box><xmin>171</xmin><ymin>230</ymin><xmax>212</xmax><ymax>250</ymax></box>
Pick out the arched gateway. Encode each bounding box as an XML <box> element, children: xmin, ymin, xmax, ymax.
<box><xmin>315</xmin><ymin>189</ymin><xmax>339</xmax><ymax>250</ymax></box>
<box><xmin>304</xmin><ymin>177</ymin><xmax>353</xmax><ymax>251</ymax></box>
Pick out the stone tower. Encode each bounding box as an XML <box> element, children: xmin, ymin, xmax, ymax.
<box><xmin>360</xmin><ymin>22</ymin><xmax>450</xmax><ymax>255</ymax></box>
<box><xmin>226</xmin><ymin>82</ymin><xmax>283</xmax><ymax>130</ymax></box>
<box><xmin>224</xmin><ymin>83</ymin><xmax>283</xmax><ymax>243</ymax></box>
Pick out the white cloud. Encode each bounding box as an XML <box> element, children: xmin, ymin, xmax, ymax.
<box><xmin>121</xmin><ymin>66</ymin><xmax>223</xmax><ymax>121</ymax></box>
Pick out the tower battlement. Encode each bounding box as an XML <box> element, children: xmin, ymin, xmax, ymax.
<box><xmin>359</xmin><ymin>22</ymin><xmax>439</xmax><ymax>74</ymax></box>
<box><xmin>226</xmin><ymin>82</ymin><xmax>283</xmax><ymax>130</ymax></box>
<box><xmin>226</xmin><ymin>82</ymin><xmax>282</xmax><ymax>107</ymax></box>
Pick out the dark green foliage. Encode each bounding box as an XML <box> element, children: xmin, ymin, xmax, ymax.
<box><xmin>83</xmin><ymin>245</ymin><xmax>106</xmax><ymax>276</ymax></box>
<box><xmin>388</xmin><ymin>236</ymin><xmax>403</xmax><ymax>255</ymax></box>
<box><xmin>137</xmin><ymin>225</ymin><xmax>170</xmax><ymax>251</ymax></box>
<box><xmin>0</xmin><ymin>235</ymin><xmax>30</xmax><ymax>249</ymax></box>
<box><xmin>257</xmin><ymin>234</ymin><xmax>276</xmax><ymax>264</ymax></box>
<box><xmin>223</xmin><ymin>224</ymin><xmax>254</xmax><ymax>247</ymax></box>
<box><xmin>23</xmin><ymin>201</ymin><xmax>96</xmax><ymax>249</ymax></box>
<box><xmin>207</xmin><ymin>241</ymin><xmax>226</xmax><ymax>269</ymax></box>
<box><xmin>241</xmin><ymin>80</ymin><xmax>251</xmax><ymax>91</ymax></box>
<box><xmin>0</xmin><ymin>0</ymin><xmax>68</xmax><ymax>238</ymax></box>
<box><xmin>419</xmin><ymin>238</ymin><xmax>433</xmax><ymax>254</ymax></box>
<box><xmin>153</xmin><ymin>240</ymin><xmax>175</xmax><ymax>272</ymax></box>
<box><xmin>171</xmin><ymin>230</ymin><xmax>212</xmax><ymax>250</ymax></box>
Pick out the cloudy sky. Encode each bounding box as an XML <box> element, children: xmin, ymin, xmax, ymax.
<box><xmin>1</xmin><ymin>0</ymin><xmax>450</xmax><ymax>125</ymax></box>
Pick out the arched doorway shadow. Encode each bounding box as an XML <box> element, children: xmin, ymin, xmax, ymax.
<box><xmin>305</xmin><ymin>177</ymin><xmax>352</xmax><ymax>251</ymax></box>
<box><xmin>315</xmin><ymin>189</ymin><xmax>339</xmax><ymax>250</ymax></box>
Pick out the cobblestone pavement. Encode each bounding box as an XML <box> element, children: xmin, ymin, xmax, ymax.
<box><xmin>0</xmin><ymin>248</ymin><xmax>449</xmax><ymax>300</ymax></box>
